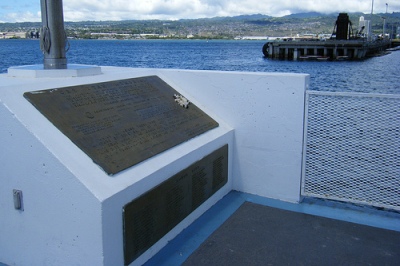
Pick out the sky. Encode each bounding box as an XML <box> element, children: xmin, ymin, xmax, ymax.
<box><xmin>1</xmin><ymin>0</ymin><xmax>399</xmax><ymax>23</ymax></box>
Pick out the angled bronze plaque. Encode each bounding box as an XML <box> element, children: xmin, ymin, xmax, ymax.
<box><xmin>123</xmin><ymin>144</ymin><xmax>228</xmax><ymax>265</ymax></box>
<box><xmin>23</xmin><ymin>76</ymin><xmax>218</xmax><ymax>175</ymax></box>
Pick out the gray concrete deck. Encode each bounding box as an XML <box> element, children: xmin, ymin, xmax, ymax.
<box><xmin>183</xmin><ymin>201</ymin><xmax>400</xmax><ymax>265</ymax></box>
<box><xmin>2</xmin><ymin>192</ymin><xmax>399</xmax><ymax>266</ymax></box>
<box><xmin>146</xmin><ymin>191</ymin><xmax>400</xmax><ymax>266</ymax></box>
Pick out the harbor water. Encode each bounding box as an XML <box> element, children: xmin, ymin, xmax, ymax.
<box><xmin>1</xmin><ymin>39</ymin><xmax>399</xmax><ymax>94</ymax></box>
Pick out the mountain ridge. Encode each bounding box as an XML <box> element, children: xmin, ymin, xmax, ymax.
<box><xmin>1</xmin><ymin>12</ymin><xmax>399</xmax><ymax>39</ymax></box>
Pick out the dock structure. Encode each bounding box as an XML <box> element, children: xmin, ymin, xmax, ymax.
<box><xmin>263</xmin><ymin>13</ymin><xmax>392</xmax><ymax>60</ymax></box>
<box><xmin>262</xmin><ymin>38</ymin><xmax>391</xmax><ymax>60</ymax></box>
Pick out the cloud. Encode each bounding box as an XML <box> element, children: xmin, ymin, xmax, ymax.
<box><xmin>1</xmin><ymin>0</ymin><xmax>399</xmax><ymax>22</ymax></box>
<box><xmin>63</xmin><ymin>0</ymin><xmax>218</xmax><ymax>20</ymax></box>
<box><xmin>62</xmin><ymin>0</ymin><xmax>399</xmax><ymax>21</ymax></box>
<box><xmin>2</xmin><ymin>11</ymin><xmax>41</xmax><ymax>22</ymax></box>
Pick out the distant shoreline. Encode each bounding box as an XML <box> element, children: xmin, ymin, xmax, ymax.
<box><xmin>2</xmin><ymin>12</ymin><xmax>399</xmax><ymax>40</ymax></box>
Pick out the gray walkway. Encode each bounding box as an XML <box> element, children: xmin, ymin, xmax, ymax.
<box><xmin>183</xmin><ymin>202</ymin><xmax>400</xmax><ymax>266</ymax></box>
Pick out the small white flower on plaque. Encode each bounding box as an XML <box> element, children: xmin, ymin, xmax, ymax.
<box><xmin>173</xmin><ymin>94</ymin><xmax>190</xmax><ymax>108</ymax></box>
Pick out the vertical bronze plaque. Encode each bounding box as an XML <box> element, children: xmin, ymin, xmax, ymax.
<box><xmin>23</xmin><ymin>76</ymin><xmax>218</xmax><ymax>175</ymax></box>
<box><xmin>123</xmin><ymin>144</ymin><xmax>228</xmax><ymax>265</ymax></box>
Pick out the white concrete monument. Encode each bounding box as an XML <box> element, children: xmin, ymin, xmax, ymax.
<box><xmin>0</xmin><ymin>2</ymin><xmax>309</xmax><ymax>265</ymax></box>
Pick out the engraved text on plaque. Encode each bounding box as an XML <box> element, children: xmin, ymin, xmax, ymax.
<box><xmin>23</xmin><ymin>76</ymin><xmax>219</xmax><ymax>175</ymax></box>
<box><xmin>123</xmin><ymin>144</ymin><xmax>228</xmax><ymax>265</ymax></box>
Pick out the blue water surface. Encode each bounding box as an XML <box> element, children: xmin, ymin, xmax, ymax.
<box><xmin>1</xmin><ymin>39</ymin><xmax>399</xmax><ymax>94</ymax></box>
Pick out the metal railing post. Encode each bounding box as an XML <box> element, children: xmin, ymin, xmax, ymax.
<box><xmin>40</xmin><ymin>0</ymin><xmax>67</xmax><ymax>69</ymax></box>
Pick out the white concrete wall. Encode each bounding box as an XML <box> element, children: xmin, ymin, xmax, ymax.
<box><xmin>156</xmin><ymin>69</ymin><xmax>309</xmax><ymax>203</ymax></box>
<box><xmin>0</xmin><ymin>67</ymin><xmax>308</xmax><ymax>265</ymax></box>
<box><xmin>0</xmin><ymin>104</ymin><xmax>103</xmax><ymax>265</ymax></box>
<box><xmin>102</xmin><ymin>132</ymin><xmax>233</xmax><ymax>266</ymax></box>
<box><xmin>0</xmin><ymin>67</ymin><xmax>234</xmax><ymax>265</ymax></box>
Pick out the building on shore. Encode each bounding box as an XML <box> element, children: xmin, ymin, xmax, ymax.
<box><xmin>1</xmin><ymin>32</ymin><xmax>28</xmax><ymax>39</ymax></box>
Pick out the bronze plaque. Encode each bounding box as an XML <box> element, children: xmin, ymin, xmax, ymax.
<box><xmin>123</xmin><ymin>144</ymin><xmax>228</xmax><ymax>265</ymax></box>
<box><xmin>23</xmin><ymin>76</ymin><xmax>218</xmax><ymax>175</ymax></box>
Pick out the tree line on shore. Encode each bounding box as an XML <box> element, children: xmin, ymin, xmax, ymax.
<box><xmin>1</xmin><ymin>12</ymin><xmax>399</xmax><ymax>40</ymax></box>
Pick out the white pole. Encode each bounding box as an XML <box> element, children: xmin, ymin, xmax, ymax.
<box><xmin>370</xmin><ymin>0</ymin><xmax>374</xmax><ymax>40</ymax></box>
<box><xmin>384</xmin><ymin>3</ymin><xmax>388</xmax><ymax>39</ymax></box>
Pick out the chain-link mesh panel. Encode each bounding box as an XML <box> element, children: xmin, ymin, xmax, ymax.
<box><xmin>302</xmin><ymin>91</ymin><xmax>400</xmax><ymax>211</ymax></box>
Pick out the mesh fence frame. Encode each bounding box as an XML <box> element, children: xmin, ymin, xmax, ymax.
<box><xmin>302</xmin><ymin>91</ymin><xmax>400</xmax><ymax>211</ymax></box>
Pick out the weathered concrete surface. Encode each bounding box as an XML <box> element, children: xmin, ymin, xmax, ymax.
<box><xmin>184</xmin><ymin>202</ymin><xmax>400</xmax><ymax>265</ymax></box>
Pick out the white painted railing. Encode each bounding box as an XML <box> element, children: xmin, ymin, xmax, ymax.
<box><xmin>302</xmin><ymin>91</ymin><xmax>400</xmax><ymax>211</ymax></box>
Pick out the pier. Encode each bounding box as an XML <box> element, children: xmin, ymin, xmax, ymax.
<box><xmin>262</xmin><ymin>39</ymin><xmax>392</xmax><ymax>60</ymax></box>
<box><xmin>262</xmin><ymin>13</ymin><xmax>394</xmax><ymax>60</ymax></box>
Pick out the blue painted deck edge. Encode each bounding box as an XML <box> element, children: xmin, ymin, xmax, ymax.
<box><xmin>245</xmin><ymin>194</ymin><xmax>400</xmax><ymax>232</ymax></box>
<box><xmin>2</xmin><ymin>191</ymin><xmax>398</xmax><ymax>266</ymax></box>
<box><xmin>144</xmin><ymin>191</ymin><xmax>246</xmax><ymax>266</ymax></box>
<box><xmin>145</xmin><ymin>190</ymin><xmax>400</xmax><ymax>266</ymax></box>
